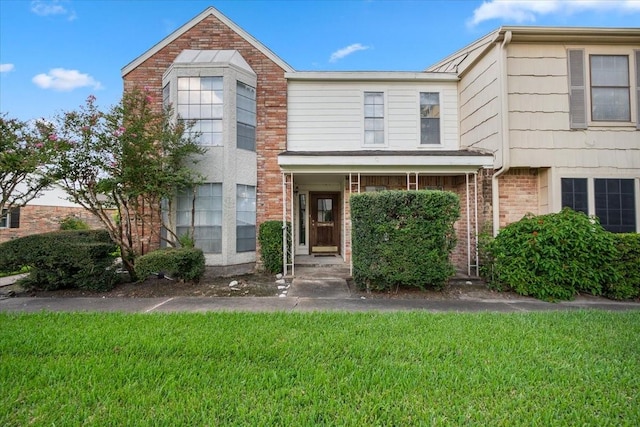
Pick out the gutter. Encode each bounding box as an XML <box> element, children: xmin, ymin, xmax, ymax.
<box><xmin>492</xmin><ymin>30</ymin><xmax>512</xmax><ymax>236</ymax></box>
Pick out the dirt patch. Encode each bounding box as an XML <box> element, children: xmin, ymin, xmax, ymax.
<box><xmin>6</xmin><ymin>269</ymin><xmax>281</xmax><ymax>298</ymax></box>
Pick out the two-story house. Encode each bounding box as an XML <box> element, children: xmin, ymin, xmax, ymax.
<box><xmin>122</xmin><ymin>7</ymin><xmax>638</xmax><ymax>277</ymax></box>
<box><xmin>279</xmin><ymin>72</ymin><xmax>492</xmax><ymax>275</ymax></box>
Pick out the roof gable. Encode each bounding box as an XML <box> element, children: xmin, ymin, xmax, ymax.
<box><xmin>121</xmin><ymin>6</ymin><xmax>293</xmax><ymax>76</ymax></box>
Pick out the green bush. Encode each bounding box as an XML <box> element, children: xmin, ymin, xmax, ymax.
<box><xmin>258</xmin><ymin>220</ymin><xmax>291</xmax><ymax>274</ymax></box>
<box><xmin>351</xmin><ymin>190</ymin><xmax>460</xmax><ymax>291</ymax></box>
<box><xmin>606</xmin><ymin>233</ymin><xmax>640</xmax><ymax>300</ymax></box>
<box><xmin>484</xmin><ymin>208</ymin><xmax>620</xmax><ymax>301</ymax></box>
<box><xmin>0</xmin><ymin>230</ymin><xmax>118</xmax><ymax>291</ymax></box>
<box><xmin>59</xmin><ymin>216</ymin><xmax>90</xmax><ymax>230</ymax></box>
<box><xmin>135</xmin><ymin>248</ymin><xmax>205</xmax><ymax>282</ymax></box>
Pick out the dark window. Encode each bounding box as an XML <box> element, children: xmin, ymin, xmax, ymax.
<box><xmin>561</xmin><ymin>178</ymin><xmax>588</xmax><ymax>214</ymax></box>
<box><xmin>299</xmin><ymin>194</ymin><xmax>306</xmax><ymax>245</ymax></box>
<box><xmin>594</xmin><ymin>178</ymin><xmax>636</xmax><ymax>233</ymax></box>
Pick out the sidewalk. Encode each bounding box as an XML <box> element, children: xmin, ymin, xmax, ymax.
<box><xmin>2</xmin><ymin>271</ymin><xmax>639</xmax><ymax>313</ymax></box>
<box><xmin>1</xmin><ymin>294</ymin><xmax>638</xmax><ymax>313</ymax></box>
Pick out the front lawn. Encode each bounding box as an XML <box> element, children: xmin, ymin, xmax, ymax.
<box><xmin>1</xmin><ymin>311</ymin><xmax>638</xmax><ymax>425</ymax></box>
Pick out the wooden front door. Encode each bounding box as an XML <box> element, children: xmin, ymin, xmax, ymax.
<box><xmin>310</xmin><ymin>193</ymin><xmax>340</xmax><ymax>253</ymax></box>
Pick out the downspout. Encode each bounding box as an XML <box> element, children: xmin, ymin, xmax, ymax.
<box><xmin>492</xmin><ymin>30</ymin><xmax>512</xmax><ymax>236</ymax></box>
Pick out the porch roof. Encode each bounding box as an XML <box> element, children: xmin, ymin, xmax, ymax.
<box><xmin>278</xmin><ymin>150</ymin><xmax>494</xmax><ymax>174</ymax></box>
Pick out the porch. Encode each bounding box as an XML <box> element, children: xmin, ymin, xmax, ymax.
<box><xmin>278</xmin><ymin>150</ymin><xmax>494</xmax><ymax>279</ymax></box>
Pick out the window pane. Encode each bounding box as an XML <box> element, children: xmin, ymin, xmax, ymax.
<box><xmin>420</xmin><ymin>118</ymin><xmax>440</xmax><ymax>144</ymax></box>
<box><xmin>176</xmin><ymin>183</ymin><xmax>223</xmax><ymax>252</ymax></box>
<box><xmin>236</xmin><ymin>185</ymin><xmax>256</xmax><ymax>252</ymax></box>
<box><xmin>590</xmin><ymin>55</ymin><xmax>630</xmax><ymax>122</ymax></box>
<box><xmin>420</xmin><ymin>92</ymin><xmax>440</xmax><ymax>144</ymax></box>
<box><xmin>592</xmin><ymin>88</ymin><xmax>630</xmax><ymax>121</ymax></box>
<box><xmin>561</xmin><ymin>178</ymin><xmax>588</xmax><ymax>214</ymax></box>
<box><xmin>594</xmin><ymin>178</ymin><xmax>636</xmax><ymax>233</ymax></box>
<box><xmin>591</xmin><ymin>56</ymin><xmax>628</xmax><ymax>86</ymax></box>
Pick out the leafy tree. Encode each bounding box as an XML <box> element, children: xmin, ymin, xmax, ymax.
<box><xmin>49</xmin><ymin>90</ymin><xmax>204</xmax><ymax>280</ymax></box>
<box><xmin>0</xmin><ymin>114</ymin><xmax>56</xmax><ymax>220</ymax></box>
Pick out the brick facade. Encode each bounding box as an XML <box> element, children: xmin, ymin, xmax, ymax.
<box><xmin>497</xmin><ymin>168</ymin><xmax>539</xmax><ymax>228</ymax></box>
<box><xmin>0</xmin><ymin>205</ymin><xmax>107</xmax><ymax>243</ymax></box>
<box><xmin>123</xmin><ymin>14</ymin><xmax>288</xmax><ymax>253</ymax></box>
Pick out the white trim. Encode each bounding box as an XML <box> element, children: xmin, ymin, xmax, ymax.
<box><xmin>278</xmin><ymin>154</ymin><xmax>493</xmax><ymax>168</ymax></box>
<box><xmin>285</xmin><ymin>71</ymin><xmax>458</xmax><ymax>82</ymax></box>
<box><xmin>122</xmin><ymin>7</ymin><xmax>294</xmax><ymax>76</ymax></box>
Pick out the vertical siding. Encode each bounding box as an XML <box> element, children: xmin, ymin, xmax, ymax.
<box><xmin>287</xmin><ymin>80</ymin><xmax>459</xmax><ymax>151</ymax></box>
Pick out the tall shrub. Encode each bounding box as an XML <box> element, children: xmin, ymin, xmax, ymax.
<box><xmin>485</xmin><ymin>208</ymin><xmax>620</xmax><ymax>301</ymax></box>
<box><xmin>351</xmin><ymin>190</ymin><xmax>460</xmax><ymax>291</ymax></box>
<box><xmin>258</xmin><ymin>221</ymin><xmax>291</xmax><ymax>274</ymax></box>
<box><xmin>0</xmin><ymin>230</ymin><xmax>118</xmax><ymax>291</ymax></box>
<box><xmin>606</xmin><ymin>233</ymin><xmax>640</xmax><ymax>300</ymax></box>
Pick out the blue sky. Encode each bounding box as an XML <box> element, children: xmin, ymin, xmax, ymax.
<box><xmin>1</xmin><ymin>0</ymin><xmax>639</xmax><ymax>122</ymax></box>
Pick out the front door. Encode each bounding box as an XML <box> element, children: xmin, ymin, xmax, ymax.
<box><xmin>310</xmin><ymin>193</ymin><xmax>340</xmax><ymax>254</ymax></box>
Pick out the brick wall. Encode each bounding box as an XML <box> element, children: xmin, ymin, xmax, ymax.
<box><xmin>123</xmin><ymin>14</ymin><xmax>288</xmax><ymax>254</ymax></box>
<box><xmin>497</xmin><ymin>168</ymin><xmax>539</xmax><ymax>228</ymax></box>
<box><xmin>0</xmin><ymin>205</ymin><xmax>107</xmax><ymax>243</ymax></box>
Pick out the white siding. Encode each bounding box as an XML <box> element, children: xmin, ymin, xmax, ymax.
<box><xmin>287</xmin><ymin>80</ymin><xmax>459</xmax><ymax>151</ymax></box>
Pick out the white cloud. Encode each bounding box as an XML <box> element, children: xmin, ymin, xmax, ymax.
<box><xmin>0</xmin><ymin>63</ymin><xmax>15</xmax><ymax>73</ymax></box>
<box><xmin>329</xmin><ymin>43</ymin><xmax>370</xmax><ymax>63</ymax></box>
<box><xmin>32</xmin><ymin>68</ymin><xmax>102</xmax><ymax>91</ymax></box>
<box><xmin>31</xmin><ymin>0</ymin><xmax>77</xmax><ymax>21</ymax></box>
<box><xmin>469</xmin><ymin>0</ymin><xmax>640</xmax><ymax>26</ymax></box>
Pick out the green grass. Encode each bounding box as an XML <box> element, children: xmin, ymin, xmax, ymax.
<box><xmin>1</xmin><ymin>311</ymin><xmax>639</xmax><ymax>425</ymax></box>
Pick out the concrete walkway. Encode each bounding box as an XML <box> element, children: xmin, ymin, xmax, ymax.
<box><xmin>1</xmin><ymin>294</ymin><xmax>638</xmax><ymax>313</ymax></box>
<box><xmin>1</xmin><ymin>269</ymin><xmax>639</xmax><ymax>313</ymax></box>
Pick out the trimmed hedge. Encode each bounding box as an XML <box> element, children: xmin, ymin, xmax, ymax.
<box><xmin>258</xmin><ymin>221</ymin><xmax>291</xmax><ymax>274</ymax></box>
<box><xmin>484</xmin><ymin>208</ymin><xmax>620</xmax><ymax>301</ymax></box>
<box><xmin>606</xmin><ymin>233</ymin><xmax>640</xmax><ymax>300</ymax></box>
<box><xmin>135</xmin><ymin>248</ymin><xmax>205</xmax><ymax>282</ymax></box>
<box><xmin>0</xmin><ymin>230</ymin><xmax>118</xmax><ymax>291</ymax></box>
<box><xmin>351</xmin><ymin>190</ymin><xmax>460</xmax><ymax>291</ymax></box>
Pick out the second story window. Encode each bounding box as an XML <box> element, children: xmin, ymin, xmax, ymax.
<box><xmin>420</xmin><ymin>92</ymin><xmax>440</xmax><ymax>144</ymax></box>
<box><xmin>590</xmin><ymin>55</ymin><xmax>630</xmax><ymax>122</ymax></box>
<box><xmin>364</xmin><ymin>92</ymin><xmax>384</xmax><ymax>145</ymax></box>
<box><xmin>177</xmin><ymin>76</ymin><xmax>223</xmax><ymax>146</ymax></box>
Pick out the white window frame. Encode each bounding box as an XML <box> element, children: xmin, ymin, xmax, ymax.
<box><xmin>589</xmin><ymin>54</ymin><xmax>631</xmax><ymax>122</ymax></box>
<box><xmin>568</xmin><ymin>47</ymin><xmax>639</xmax><ymax>129</ymax></box>
<box><xmin>363</xmin><ymin>91</ymin><xmax>386</xmax><ymax>146</ymax></box>
<box><xmin>419</xmin><ymin>91</ymin><xmax>442</xmax><ymax>146</ymax></box>
<box><xmin>0</xmin><ymin>209</ymin><xmax>8</xmax><ymax>229</ymax></box>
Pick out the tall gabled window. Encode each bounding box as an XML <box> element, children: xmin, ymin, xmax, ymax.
<box><xmin>237</xmin><ymin>82</ymin><xmax>256</xmax><ymax>151</ymax></box>
<box><xmin>420</xmin><ymin>92</ymin><xmax>440</xmax><ymax>144</ymax></box>
<box><xmin>590</xmin><ymin>55</ymin><xmax>630</xmax><ymax>122</ymax></box>
<box><xmin>364</xmin><ymin>92</ymin><xmax>384</xmax><ymax>145</ymax></box>
<box><xmin>177</xmin><ymin>183</ymin><xmax>222</xmax><ymax>253</ymax></box>
<box><xmin>177</xmin><ymin>77</ymin><xmax>223</xmax><ymax>146</ymax></box>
